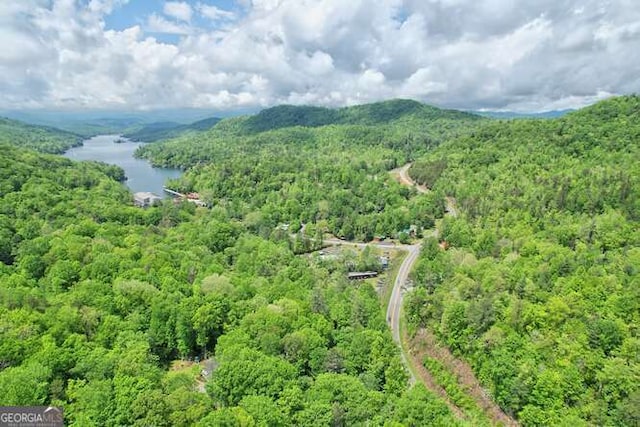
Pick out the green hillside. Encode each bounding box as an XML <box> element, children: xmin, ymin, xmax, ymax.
<box><xmin>340</xmin><ymin>99</ymin><xmax>479</xmax><ymax>125</ymax></box>
<box><xmin>1</xmin><ymin>96</ymin><xmax>638</xmax><ymax>426</ymax></box>
<box><xmin>243</xmin><ymin>105</ymin><xmax>339</xmax><ymax>133</ymax></box>
<box><xmin>407</xmin><ymin>95</ymin><xmax>640</xmax><ymax>426</ymax></box>
<box><xmin>242</xmin><ymin>99</ymin><xmax>482</xmax><ymax>133</ymax></box>
<box><xmin>123</xmin><ymin>121</ymin><xmax>181</xmax><ymax>140</ymax></box>
<box><xmin>0</xmin><ymin>142</ymin><xmax>459</xmax><ymax>425</ymax></box>
<box><xmin>134</xmin><ymin>100</ymin><xmax>482</xmax><ymax>241</ymax></box>
<box><xmin>0</xmin><ymin>117</ymin><xmax>82</xmax><ymax>153</ymax></box>
<box><xmin>137</xmin><ymin>99</ymin><xmax>484</xmax><ymax>169</ymax></box>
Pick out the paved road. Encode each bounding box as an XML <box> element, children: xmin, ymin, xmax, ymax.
<box><xmin>324</xmin><ymin>163</ymin><xmax>458</xmax><ymax>385</ymax></box>
<box><xmin>323</xmin><ymin>238</ymin><xmax>419</xmax><ymax>383</ymax></box>
<box><xmin>394</xmin><ymin>163</ymin><xmax>428</xmax><ymax>194</ymax></box>
<box><xmin>395</xmin><ymin>162</ymin><xmax>459</xmax><ymax>218</ymax></box>
<box><xmin>323</xmin><ymin>238</ymin><xmax>397</xmax><ymax>250</ymax></box>
<box><xmin>385</xmin><ymin>243</ymin><xmax>420</xmax><ymax>383</ymax></box>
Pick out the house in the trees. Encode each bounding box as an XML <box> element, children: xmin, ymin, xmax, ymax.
<box><xmin>134</xmin><ymin>192</ymin><xmax>161</xmax><ymax>207</ymax></box>
<box><xmin>348</xmin><ymin>271</ymin><xmax>378</xmax><ymax>280</ymax></box>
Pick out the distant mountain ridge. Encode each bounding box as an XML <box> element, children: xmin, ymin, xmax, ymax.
<box><xmin>242</xmin><ymin>99</ymin><xmax>482</xmax><ymax>133</ymax></box>
<box><xmin>123</xmin><ymin>117</ymin><xmax>222</xmax><ymax>142</ymax></box>
<box><xmin>0</xmin><ymin>109</ymin><xmax>224</xmax><ymax>137</ymax></box>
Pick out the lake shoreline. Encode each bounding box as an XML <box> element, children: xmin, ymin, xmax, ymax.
<box><xmin>63</xmin><ymin>134</ymin><xmax>182</xmax><ymax>197</ymax></box>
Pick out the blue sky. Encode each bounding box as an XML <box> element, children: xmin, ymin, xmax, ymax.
<box><xmin>103</xmin><ymin>1</ymin><xmax>241</xmax><ymax>30</ymax></box>
<box><xmin>105</xmin><ymin>0</ymin><xmax>164</xmax><ymax>30</ymax></box>
<box><xmin>1</xmin><ymin>0</ymin><xmax>638</xmax><ymax>112</ymax></box>
<box><xmin>103</xmin><ymin>0</ymin><xmax>242</xmax><ymax>43</ymax></box>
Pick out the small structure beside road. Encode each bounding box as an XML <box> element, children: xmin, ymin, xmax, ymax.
<box><xmin>348</xmin><ymin>271</ymin><xmax>378</xmax><ymax>280</ymax></box>
<box><xmin>379</xmin><ymin>256</ymin><xmax>389</xmax><ymax>269</ymax></box>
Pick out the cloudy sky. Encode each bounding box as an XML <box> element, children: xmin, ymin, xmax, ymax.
<box><xmin>1</xmin><ymin>0</ymin><xmax>639</xmax><ymax>112</ymax></box>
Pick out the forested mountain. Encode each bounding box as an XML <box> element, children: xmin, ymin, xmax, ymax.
<box><xmin>188</xmin><ymin>117</ymin><xmax>224</xmax><ymax>131</ymax></box>
<box><xmin>0</xmin><ymin>117</ymin><xmax>82</xmax><ymax>153</ymax></box>
<box><xmin>243</xmin><ymin>105</ymin><xmax>340</xmax><ymax>132</ymax></box>
<box><xmin>124</xmin><ymin>117</ymin><xmax>222</xmax><ymax>142</ymax></box>
<box><xmin>135</xmin><ymin>101</ymin><xmax>481</xmax><ymax>241</ymax></box>
<box><xmin>0</xmin><ymin>96</ymin><xmax>638</xmax><ymax>426</ymax></box>
<box><xmin>123</xmin><ymin>121</ymin><xmax>181</xmax><ymax>140</ymax></box>
<box><xmin>242</xmin><ymin>99</ymin><xmax>481</xmax><ymax>133</ymax></box>
<box><xmin>407</xmin><ymin>95</ymin><xmax>640</xmax><ymax>426</ymax></box>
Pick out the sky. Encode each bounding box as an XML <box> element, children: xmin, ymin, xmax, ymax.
<box><xmin>1</xmin><ymin>0</ymin><xmax>639</xmax><ymax>113</ymax></box>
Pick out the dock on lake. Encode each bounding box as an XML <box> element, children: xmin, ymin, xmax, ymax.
<box><xmin>163</xmin><ymin>187</ymin><xmax>184</xmax><ymax>197</ymax></box>
<box><xmin>163</xmin><ymin>187</ymin><xmax>209</xmax><ymax>207</ymax></box>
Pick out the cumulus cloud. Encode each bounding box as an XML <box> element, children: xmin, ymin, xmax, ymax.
<box><xmin>87</xmin><ymin>0</ymin><xmax>131</xmax><ymax>15</ymax></box>
<box><xmin>147</xmin><ymin>13</ymin><xmax>191</xmax><ymax>34</ymax></box>
<box><xmin>163</xmin><ymin>1</ymin><xmax>193</xmax><ymax>22</ymax></box>
<box><xmin>0</xmin><ymin>0</ymin><xmax>639</xmax><ymax>112</ymax></box>
<box><xmin>197</xmin><ymin>3</ymin><xmax>236</xmax><ymax>21</ymax></box>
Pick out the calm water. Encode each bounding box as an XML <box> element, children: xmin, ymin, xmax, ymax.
<box><xmin>64</xmin><ymin>135</ymin><xmax>181</xmax><ymax>197</ymax></box>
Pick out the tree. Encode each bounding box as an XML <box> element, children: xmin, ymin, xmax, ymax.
<box><xmin>388</xmin><ymin>384</ymin><xmax>460</xmax><ymax>426</ymax></box>
<box><xmin>197</xmin><ymin>407</ymin><xmax>255</xmax><ymax>426</ymax></box>
<box><xmin>207</xmin><ymin>347</ymin><xmax>297</xmax><ymax>406</ymax></box>
<box><xmin>304</xmin><ymin>373</ymin><xmax>384</xmax><ymax>425</ymax></box>
<box><xmin>282</xmin><ymin>328</ymin><xmax>327</xmax><ymax>374</ymax></box>
<box><xmin>239</xmin><ymin>395</ymin><xmax>287</xmax><ymax>426</ymax></box>
<box><xmin>192</xmin><ymin>296</ymin><xmax>229</xmax><ymax>356</ymax></box>
<box><xmin>66</xmin><ymin>379</ymin><xmax>115</xmax><ymax>426</ymax></box>
<box><xmin>0</xmin><ymin>362</ymin><xmax>51</xmax><ymax>405</ymax></box>
<box><xmin>384</xmin><ymin>359</ymin><xmax>408</xmax><ymax>396</ymax></box>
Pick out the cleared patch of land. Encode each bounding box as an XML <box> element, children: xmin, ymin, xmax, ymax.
<box><xmin>408</xmin><ymin>329</ymin><xmax>519</xmax><ymax>426</ymax></box>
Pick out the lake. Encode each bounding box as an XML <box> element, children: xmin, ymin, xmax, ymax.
<box><xmin>64</xmin><ymin>135</ymin><xmax>181</xmax><ymax>197</ymax></box>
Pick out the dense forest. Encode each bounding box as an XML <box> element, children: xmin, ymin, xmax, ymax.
<box><xmin>407</xmin><ymin>95</ymin><xmax>640</xmax><ymax>426</ymax></box>
<box><xmin>240</xmin><ymin>100</ymin><xmax>479</xmax><ymax>133</ymax></box>
<box><xmin>0</xmin><ymin>117</ymin><xmax>82</xmax><ymax>154</ymax></box>
<box><xmin>136</xmin><ymin>99</ymin><xmax>481</xmax><ymax>242</ymax></box>
<box><xmin>0</xmin><ymin>96</ymin><xmax>638</xmax><ymax>426</ymax></box>
<box><xmin>0</xmin><ymin>143</ymin><xmax>458</xmax><ymax>425</ymax></box>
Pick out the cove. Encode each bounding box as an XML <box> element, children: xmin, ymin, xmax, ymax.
<box><xmin>64</xmin><ymin>134</ymin><xmax>181</xmax><ymax>197</ymax></box>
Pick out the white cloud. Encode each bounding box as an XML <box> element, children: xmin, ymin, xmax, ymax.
<box><xmin>197</xmin><ymin>3</ymin><xmax>235</xmax><ymax>21</ymax></box>
<box><xmin>163</xmin><ymin>1</ymin><xmax>192</xmax><ymax>22</ymax></box>
<box><xmin>359</xmin><ymin>69</ymin><xmax>386</xmax><ymax>86</ymax></box>
<box><xmin>87</xmin><ymin>0</ymin><xmax>130</xmax><ymax>14</ymax></box>
<box><xmin>295</xmin><ymin>51</ymin><xmax>334</xmax><ymax>76</ymax></box>
<box><xmin>0</xmin><ymin>0</ymin><xmax>639</xmax><ymax>112</ymax></box>
<box><xmin>248</xmin><ymin>0</ymin><xmax>284</xmax><ymax>12</ymax></box>
<box><xmin>401</xmin><ymin>68</ymin><xmax>448</xmax><ymax>97</ymax></box>
<box><xmin>147</xmin><ymin>13</ymin><xmax>191</xmax><ymax>34</ymax></box>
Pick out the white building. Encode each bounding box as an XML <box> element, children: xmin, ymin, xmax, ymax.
<box><xmin>134</xmin><ymin>192</ymin><xmax>161</xmax><ymax>207</ymax></box>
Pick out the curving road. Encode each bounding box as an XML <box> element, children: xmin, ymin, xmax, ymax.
<box><xmin>393</xmin><ymin>163</ymin><xmax>429</xmax><ymax>194</ymax></box>
<box><xmin>323</xmin><ymin>238</ymin><xmax>420</xmax><ymax>383</ymax></box>
<box><xmin>395</xmin><ymin>163</ymin><xmax>460</xmax><ymax>216</ymax></box>
<box><xmin>386</xmin><ymin>164</ymin><xmax>518</xmax><ymax>425</ymax></box>
<box><xmin>385</xmin><ymin>243</ymin><xmax>420</xmax><ymax>383</ymax></box>
<box><xmin>325</xmin><ymin>164</ymin><xmax>458</xmax><ymax>384</ymax></box>
<box><xmin>323</xmin><ymin>165</ymin><xmax>457</xmax><ymax>385</ymax></box>
<box><xmin>324</xmin><ymin>163</ymin><xmax>514</xmax><ymax>424</ymax></box>
<box><xmin>323</xmin><ymin>163</ymin><xmax>445</xmax><ymax>383</ymax></box>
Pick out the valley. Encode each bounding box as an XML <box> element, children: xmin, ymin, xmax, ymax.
<box><xmin>0</xmin><ymin>96</ymin><xmax>638</xmax><ymax>426</ymax></box>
